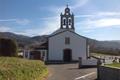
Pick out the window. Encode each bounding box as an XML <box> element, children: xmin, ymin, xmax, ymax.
<box><xmin>69</xmin><ymin>19</ymin><xmax>71</xmax><ymax>25</ymax></box>
<box><xmin>65</xmin><ymin>37</ymin><xmax>70</xmax><ymax>45</ymax></box>
<box><xmin>63</xmin><ymin>19</ymin><xmax>66</xmax><ymax>25</ymax></box>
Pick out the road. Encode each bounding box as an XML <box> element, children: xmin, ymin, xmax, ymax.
<box><xmin>47</xmin><ymin>63</ymin><xmax>97</xmax><ymax>80</ymax></box>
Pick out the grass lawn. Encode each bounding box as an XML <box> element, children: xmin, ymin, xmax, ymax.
<box><xmin>105</xmin><ymin>63</ymin><xmax>120</xmax><ymax>68</ymax></box>
<box><xmin>91</xmin><ymin>53</ymin><xmax>117</xmax><ymax>56</ymax></box>
<box><xmin>0</xmin><ymin>57</ymin><xmax>48</xmax><ymax>80</ymax></box>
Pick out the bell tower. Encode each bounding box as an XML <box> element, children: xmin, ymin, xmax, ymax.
<box><xmin>60</xmin><ymin>5</ymin><xmax>75</xmax><ymax>31</ymax></box>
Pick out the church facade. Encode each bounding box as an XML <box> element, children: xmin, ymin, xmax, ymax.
<box><xmin>23</xmin><ymin>6</ymin><xmax>97</xmax><ymax>65</ymax></box>
<box><xmin>48</xmin><ymin>6</ymin><xmax>88</xmax><ymax>62</ymax></box>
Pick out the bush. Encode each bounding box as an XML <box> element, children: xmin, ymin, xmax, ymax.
<box><xmin>0</xmin><ymin>38</ymin><xmax>18</xmax><ymax>57</ymax></box>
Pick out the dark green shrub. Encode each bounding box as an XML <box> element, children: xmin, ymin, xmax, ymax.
<box><xmin>0</xmin><ymin>38</ymin><xmax>18</xmax><ymax>57</ymax></box>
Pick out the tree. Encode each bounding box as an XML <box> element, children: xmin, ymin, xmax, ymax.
<box><xmin>0</xmin><ymin>38</ymin><xmax>18</xmax><ymax>57</ymax></box>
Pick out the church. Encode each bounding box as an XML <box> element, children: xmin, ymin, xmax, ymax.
<box><xmin>23</xmin><ymin>6</ymin><xmax>97</xmax><ymax>65</ymax></box>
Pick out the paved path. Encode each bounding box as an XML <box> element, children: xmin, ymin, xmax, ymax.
<box><xmin>47</xmin><ymin>63</ymin><xmax>97</xmax><ymax>80</ymax></box>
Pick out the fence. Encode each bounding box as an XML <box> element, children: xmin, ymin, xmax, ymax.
<box><xmin>97</xmin><ymin>56</ymin><xmax>120</xmax><ymax>80</ymax></box>
<box><xmin>98</xmin><ymin>66</ymin><xmax>120</xmax><ymax>80</ymax></box>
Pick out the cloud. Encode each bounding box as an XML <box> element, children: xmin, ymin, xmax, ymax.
<box><xmin>0</xmin><ymin>26</ymin><xmax>11</xmax><ymax>32</ymax></box>
<box><xmin>30</xmin><ymin>2</ymin><xmax>120</xmax><ymax>36</ymax></box>
<box><xmin>0</xmin><ymin>19</ymin><xmax>30</xmax><ymax>25</ymax></box>
<box><xmin>39</xmin><ymin>16</ymin><xmax>59</xmax><ymax>20</ymax></box>
<box><xmin>19</xmin><ymin>17</ymin><xmax>60</xmax><ymax>36</ymax></box>
<box><xmin>39</xmin><ymin>18</ymin><xmax>59</xmax><ymax>35</ymax></box>
<box><xmin>1</xmin><ymin>1</ymin><xmax>120</xmax><ymax>37</ymax></box>
<box><xmin>16</xmin><ymin>19</ymin><xmax>30</xmax><ymax>25</ymax></box>
<box><xmin>75</xmin><ymin>12</ymin><xmax>120</xmax><ymax>18</ymax></box>
<box><xmin>75</xmin><ymin>15</ymin><xmax>94</xmax><ymax>18</ymax></box>
<box><xmin>28</xmin><ymin>0</ymin><xmax>90</xmax><ymax>36</ymax></box>
<box><xmin>77</xmin><ymin>18</ymin><xmax>120</xmax><ymax>29</ymax></box>
<box><xmin>71</xmin><ymin>0</ymin><xmax>90</xmax><ymax>9</ymax></box>
<box><xmin>92</xmin><ymin>18</ymin><xmax>120</xmax><ymax>28</ymax></box>
<box><xmin>34</xmin><ymin>0</ymin><xmax>90</xmax><ymax>36</ymax></box>
<box><xmin>96</xmin><ymin>12</ymin><xmax>120</xmax><ymax>16</ymax></box>
<box><xmin>48</xmin><ymin>6</ymin><xmax>65</xmax><ymax>15</ymax></box>
<box><xmin>0</xmin><ymin>19</ymin><xmax>16</xmax><ymax>22</ymax></box>
<box><xmin>75</xmin><ymin>11</ymin><xmax>120</xmax><ymax>31</ymax></box>
<box><xmin>48</xmin><ymin>0</ymin><xmax>90</xmax><ymax>15</ymax></box>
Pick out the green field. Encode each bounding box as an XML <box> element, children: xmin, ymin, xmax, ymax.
<box><xmin>0</xmin><ymin>57</ymin><xmax>48</xmax><ymax>80</ymax></box>
<box><xmin>105</xmin><ymin>63</ymin><xmax>120</xmax><ymax>68</ymax></box>
<box><xmin>91</xmin><ymin>53</ymin><xmax>118</xmax><ymax>56</ymax></box>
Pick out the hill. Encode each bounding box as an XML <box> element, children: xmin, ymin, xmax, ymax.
<box><xmin>0</xmin><ymin>32</ymin><xmax>120</xmax><ymax>55</ymax></box>
<box><xmin>0</xmin><ymin>57</ymin><xmax>48</xmax><ymax>80</ymax></box>
<box><xmin>0</xmin><ymin>32</ymin><xmax>32</xmax><ymax>47</ymax></box>
<box><xmin>89</xmin><ymin>39</ymin><xmax>120</xmax><ymax>55</ymax></box>
<box><xmin>0</xmin><ymin>32</ymin><xmax>48</xmax><ymax>48</ymax></box>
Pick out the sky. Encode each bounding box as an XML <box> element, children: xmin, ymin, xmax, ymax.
<box><xmin>0</xmin><ymin>0</ymin><xmax>120</xmax><ymax>41</ymax></box>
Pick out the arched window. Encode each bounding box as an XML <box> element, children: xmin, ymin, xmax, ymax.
<box><xmin>69</xmin><ymin>19</ymin><xmax>71</xmax><ymax>25</ymax></box>
<box><xmin>63</xmin><ymin>19</ymin><xmax>66</xmax><ymax>25</ymax></box>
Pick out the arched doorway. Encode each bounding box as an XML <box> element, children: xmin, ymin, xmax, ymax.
<box><xmin>63</xmin><ymin>49</ymin><xmax>72</xmax><ymax>62</ymax></box>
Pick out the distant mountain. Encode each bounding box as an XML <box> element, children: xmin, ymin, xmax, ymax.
<box><xmin>0</xmin><ymin>32</ymin><xmax>30</xmax><ymax>40</ymax></box>
<box><xmin>0</xmin><ymin>32</ymin><xmax>48</xmax><ymax>48</ymax></box>
<box><xmin>0</xmin><ymin>32</ymin><xmax>32</xmax><ymax>47</ymax></box>
<box><xmin>31</xmin><ymin>35</ymin><xmax>48</xmax><ymax>42</ymax></box>
<box><xmin>88</xmin><ymin>39</ymin><xmax>120</xmax><ymax>49</ymax></box>
<box><xmin>89</xmin><ymin>40</ymin><xmax>120</xmax><ymax>55</ymax></box>
<box><xmin>0</xmin><ymin>32</ymin><xmax>120</xmax><ymax>55</ymax></box>
<box><xmin>96</xmin><ymin>41</ymin><xmax>120</xmax><ymax>49</ymax></box>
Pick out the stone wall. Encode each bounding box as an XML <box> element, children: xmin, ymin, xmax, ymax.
<box><xmin>98</xmin><ymin>66</ymin><xmax>120</xmax><ymax>80</ymax></box>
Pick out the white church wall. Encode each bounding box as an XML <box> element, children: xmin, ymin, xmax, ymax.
<box><xmin>48</xmin><ymin>31</ymin><xmax>87</xmax><ymax>61</ymax></box>
<box><xmin>82</xmin><ymin>58</ymin><xmax>97</xmax><ymax>65</ymax></box>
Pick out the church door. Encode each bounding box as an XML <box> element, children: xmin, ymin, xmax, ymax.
<box><xmin>63</xmin><ymin>49</ymin><xmax>72</xmax><ymax>62</ymax></box>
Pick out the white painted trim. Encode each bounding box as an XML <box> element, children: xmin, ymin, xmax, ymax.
<box><xmin>74</xmin><ymin>72</ymin><xmax>96</xmax><ymax>80</ymax></box>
